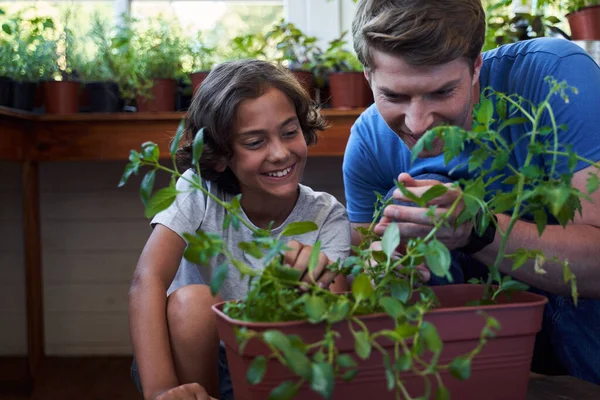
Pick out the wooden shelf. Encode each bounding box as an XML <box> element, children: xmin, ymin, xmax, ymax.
<box><xmin>0</xmin><ymin>107</ymin><xmax>363</xmax><ymax>162</ymax></box>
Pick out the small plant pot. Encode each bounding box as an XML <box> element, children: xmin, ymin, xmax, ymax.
<box><xmin>85</xmin><ymin>81</ymin><xmax>121</xmax><ymax>113</ymax></box>
<box><xmin>213</xmin><ymin>284</ymin><xmax>547</xmax><ymax>400</ymax></box>
<box><xmin>12</xmin><ymin>81</ymin><xmax>37</xmax><ymax>111</ymax></box>
<box><xmin>328</xmin><ymin>72</ymin><xmax>373</xmax><ymax>109</ymax></box>
<box><xmin>291</xmin><ymin>70</ymin><xmax>315</xmax><ymax>101</ymax></box>
<box><xmin>567</xmin><ymin>5</ymin><xmax>600</xmax><ymax>40</ymax></box>
<box><xmin>44</xmin><ymin>80</ymin><xmax>80</xmax><ymax>114</ymax></box>
<box><xmin>190</xmin><ymin>71</ymin><xmax>209</xmax><ymax>96</ymax></box>
<box><xmin>0</xmin><ymin>76</ymin><xmax>13</xmax><ymax>107</ymax></box>
<box><xmin>136</xmin><ymin>78</ymin><xmax>177</xmax><ymax>112</ymax></box>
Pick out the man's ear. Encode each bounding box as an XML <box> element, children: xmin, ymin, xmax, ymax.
<box><xmin>472</xmin><ymin>54</ymin><xmax>483</xmax><ymax>86</ymax></box>
<box><xmin>363</xmin><ymin>69</ymin><xmax>371</xmax><ymax>87</ymax></box>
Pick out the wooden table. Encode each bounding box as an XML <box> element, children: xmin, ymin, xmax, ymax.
<box><xmin>0</xmin><ymin>106</ymin><xmax>361</xmax><ymax>386</ymax></box>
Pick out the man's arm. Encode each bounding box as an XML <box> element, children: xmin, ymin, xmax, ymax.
<box><xmin>474</xmin><ymin>165</ymin><xmax>600</xmax><ymax>298</ymax></box>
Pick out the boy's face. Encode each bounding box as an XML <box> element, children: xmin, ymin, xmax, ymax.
<box><xmin>367</xmin><ymin>49</ymin><xmax>482</xmax><ymax>157</ymax></box>
<box><xmin>228</xmin><ymin>87</ymin><xmax>307</xmax><ymax>203</ymax></box>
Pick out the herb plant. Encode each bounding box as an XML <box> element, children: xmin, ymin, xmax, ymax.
<box><xmin>120</xmin><ymin>77</ymin><xmax>599</xmax><ymax>399</ymax></box>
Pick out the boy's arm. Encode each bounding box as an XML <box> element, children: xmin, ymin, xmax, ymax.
<box><xmin>129</xmin><ymin>224</ymin><xmax>186</xmax><ymax>399</ymax></box>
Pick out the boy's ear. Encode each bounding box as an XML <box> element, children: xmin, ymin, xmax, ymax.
<box><xmin>214</xmin><ymin>160</ymin><xmax>227</xmax><ymax>172</ymax></box>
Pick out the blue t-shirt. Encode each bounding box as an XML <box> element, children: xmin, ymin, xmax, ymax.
<box><xmin>343</xmin><ymin>38</ymin><xmax>600</xmax><ymax>223</ymax></box>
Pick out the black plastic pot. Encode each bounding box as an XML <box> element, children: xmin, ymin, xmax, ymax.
<box><xmin>12</xmin><ymin>81</ymin><xmax>36</xmax><ymax>111</ymax></box>
<box><xmin>0</xmin><ymin>76</ymin><xmax>13</xmax><ymax>107</ymax></box>
<box><xmin>85</xmin><ymin>81</ymin><xmax>121</xmax><ymax>112</ymax></box>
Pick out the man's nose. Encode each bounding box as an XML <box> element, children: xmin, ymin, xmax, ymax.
<box><xmin>404</xmin><ymin>100</ymin><xmax>434</xmax><ymax>136</ymax></box>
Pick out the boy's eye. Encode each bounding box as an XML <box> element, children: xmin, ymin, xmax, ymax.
<box><xmin>283</xmin><ymin>129</ymin><xmax>299</xmax><ymax>138</ymax></box>
<box><xmin>244</xmin><ymin>139</ymin><xmax>263</xmax><ymax>149</ymax></box>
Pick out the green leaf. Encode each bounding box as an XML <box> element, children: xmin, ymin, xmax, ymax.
<box><xmin>342</xmin><ymin>369</ymin><xmax>358</xmax><ymax>381</ymax></box>
<box><xmin>232</xmin><ymin>259</ymin><xmax>256</xmax><ymax>277</ymax></box>
<box><xmin>337</xmin><ymin>354</ymin><xmax>356</xmax><ymax>369</ymax></box>
<box><xmin>420</xmin><ymin>322</ymin><xmax>442</xmax><ymax>353</ymax></box>
<box><xmin>353</xmin><ymin>331</ymin><xmax>371</xmax><ymax>360</ymax></box>
<box><xmin>272</xmin><ymin>265</ymin><xmax>302</xmax><ymax>281</ymax></box>
<box><xmin>522</xmin><ymin>165</ymin><xmax>543</xmax><ymax>180</ymax></box>
<box><xmin>351</xmin><ymin>274</ymin><xmax>374</xmax><ymax>304</ymax></box>
<box><xmin>268</xmin><ymin>381</ymin><xmax>297</xmax><ymax>400</ymax></box>
<box><xmin>497</xmin><ymin>117</ymin><xmax>528</xmax><ymax>132</ymax></box>
<box><xmin>281</xmin><ymin>221</ymin><xmax>318</xmax><ymax>236</ymax></box>
<box><xmin>489</xmin><ymin>192</ymin><xmax>517</xmax><ymax>214</ymax></box>
<box><xmin>496</xmin><ymin>97</ymin><xmax>507</xmax><ymax>120</ymax></box>
<box><xmin>395</xmin><ymin>323</ymin><xmax>419</xmax><ymax>338</ymax></box>
<box><xmin>144</xmin><ymin>187</ymin><xmax>178</xmax><ymax>219</ymax></box>
<box><xmin>247</xmin><ymin>356</ymin><xmax>267</xmax><ymax>385</ymax></box>
<box><xmin>305</xmin><ymin>296</ymin><xmax>326</xmax><ymax>323</ymax></box>
<box><xmin>510</xmin><ymin>249</ymin><xmax>529</xmax><ymax>271</ymax></box>
<box><xmin>533</xmin><ymin>209</ymin><xmax>547</xmax><ymax>237</ymax></box>
<box><xmin>327</xmin><ymin>299</ymin><xmax>350</xmax><ymax>323</ymax></box>
<box><xmin>477</xmin><ymin>98</ymin><xmax>494</xmax><ymax>125</ymax></box>
<box><xmin>170</xmin><ymin>120</ymin><xmax>185</xmax><ymax>156</ymax></box>
<box><xmin>383</xmin><ymin>355</ymin><xmax>395</xmax><ymax>390</ymax></box>
<box><xmin>587</xmin><ymin>173</ymin><xmax>599</xmax><ymax>194</ymax></box>
<box><xmin>395</xmin><ymin>181</ymin><xmax>421</xmax><ymax>205</ymax></box>
<box><xmin>501</xmin><ymin>279</ymin><xmax>529</xmax><ymax>292</ymax></box>
<box><xmin>546</xmin><ymin>186</ymin><xmax>570</xmax><ymax>217</ymax></box>
<box><xmin>310</xmin><ymin>362</ymin><xmax>334</xmax><ymax>399</ymax></box>
<box><xmin>238</xmin><ymin>241</ymin><xmax>264</xmax><ymax>259</ymax></box>
<box><xmin>139</xmin><ymin>170</ymin><xmax>156</xmax><ymax>206</ymax></box>
<box><xmin>491</xmin><ymin>151</ymin><xmax>509</xmax><ymax>171</ymax></box>
<box><xmin>210</xmin><ymin>263</ymin><xmax>228</xmax><ymax>296</ymax></box>
<box><xmin>389</xmin><ymin>279</ymin><xmax>410</xmax><ymax>303</ymax></box>
<box><xmin>308</xmin><ymin>241</ymin><xmax>321</xmax><ymax>273</ymax></box>
<box><xmin>381</xmin><ymin>223</ymin><xmax>400</xmax><ymax>261</ymax></box>
<box><xmin>468</xmin><ymin>147</ymin><xmax>489</xmax><ymax>173</ymax></box>
<box><xmin>435</xmin><ymin>386</ymin><xmax>451</xmax><ymax>400</ymax></box>
<box><xmin>394</xmin><ymin>353</ymin><xmax>412</xmax><ymax>372</ymax></box>
<box><xmin>263</xmin><ymin>330</ymin><xmax>291</xmax><ymax>353</ymax></box>
<box><xmin>425</xmin><ymin>240</ymin><xmax>452</xmax><ymax>281</ymax></box>
<box><xmin>420</xmin><ymin>184</ymin><xmax>448</xmax><ymax>205</ymax></box>
<box><xmin>2</xmin><ymin>23</ymin><xmax>12</xmax><ymax>35</ymax></box>
<box><xmin>118</xmin><ymin>163</ymin><xmax>136</xmax><ymax>187</ymax></box>
<box><xmin>141</xmin><ymin>142</ymin><xmax>159</xmax><ymax>162</ymax></box>
<box><xmin>449</xmin><ymin>356</ymin><xmax>471</xmax><ymax>380</ymax></box>
<box><xmin>286</xmin><ymin>348</ymin><xmax>313</xmax><ymax>380</ymax></box>
<box><xmin>192</xmin><ymin>127</ymin><xmax>205</xmax><ymax>166</ymax></box>
<box><xmin>379</xmin><ymin>297</ymin><xmax>404</xmax><ymax>319</ymax></box>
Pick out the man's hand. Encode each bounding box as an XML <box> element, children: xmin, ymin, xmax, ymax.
<box><xmin>284</xmin><ymin>240</ymin><xmax>338</xmax><ymax>289</ymax></box>
<box><xmin>374</xmin><ymin>173</ymin><xmax>472</xmax><ymax>250</ymax></box>
<box><xmin>153</xmin><ymin>383</ymin><xmax>217</xmax><ymax>400</ymax></box>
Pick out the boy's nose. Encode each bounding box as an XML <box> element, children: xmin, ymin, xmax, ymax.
<box><xmin>268</xmin><ymin>139</ymin><xmax>290</xmax><ymax>162</ymax></box>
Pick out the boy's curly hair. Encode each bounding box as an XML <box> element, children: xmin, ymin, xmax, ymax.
<box><xmin>176</xmin><ymin>59</ymin><xmax>328</xmax><ymax>194</ymax></box>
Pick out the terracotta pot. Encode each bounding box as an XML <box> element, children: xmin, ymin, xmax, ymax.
<box><xmin>328</xmin><ymin>72</ymin><xmax>373</xmax><ymax>109</ymax></box>
<box><xmin>213</xmin><ymin>284</ymin><xmax>547</xmax><ymax>400</ymax></box>
<box><xmin>291</xmin><ymin>70</ymin><xmax>315</xmax><ymax>100</ymax></box>
<box><xmin>136</xmin><ymin>79</ymin><xmax>176</xmax><ymax>112</ymax></box>
<box><xmin>190</xmin><ymin>71</ymin><xmax>209</xmax><ymax>96</ymax></box>
<box><xmin>44</xmin><ymin>80</ymin><xmax>80</xmax><ymax>114</ymax></box>
<box><xmin>567</xmin><ymin>5</ymin><xmax>600</xmax><ymax>40</ymax></box>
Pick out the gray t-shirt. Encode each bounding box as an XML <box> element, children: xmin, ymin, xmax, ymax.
<box><xmin>152</xmin><ymin>169</ymin><xmax>351</xmax><ymax>301</ymax></box>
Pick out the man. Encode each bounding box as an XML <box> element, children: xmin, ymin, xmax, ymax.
<box><xmin>344</xmin><ymin>0</ymin><xmax>600</xmax><ymax>384</ymax></box>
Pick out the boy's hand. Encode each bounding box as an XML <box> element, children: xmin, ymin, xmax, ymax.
<box><xmin>154</xmin><ymin>383</ymin><xmax>217</xmax><ymax>400</ymax></box>
<box><xmin>284</xmin><ymin>240</ymin><xmax>338</xmax><ymax>289</ymax></box>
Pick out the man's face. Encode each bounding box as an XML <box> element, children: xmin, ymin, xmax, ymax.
<box><xmin>367</xmin><ymin>49</ymin><xmax>482</xmax><ymax>157</ymax></box>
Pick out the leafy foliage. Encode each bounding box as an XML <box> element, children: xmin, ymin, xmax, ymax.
<box><xmin>120</xmin><ymin>77</ymin><xmax>599</xmax><ymax>399</ymax></box>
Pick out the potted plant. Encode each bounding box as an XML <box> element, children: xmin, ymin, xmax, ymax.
<box><xmin>316</xmin><ymin>32</ymin><xmax>373</xmax><ymax>109</ymax></box>
<box><xmin>561</xmin><ymin>0</ymin><xmax>600</xmax><ymax>40</ymax></box>
<box><xmin>133</xmin><ymin>14</ymin><xmax>187</xmax><ymax>113</ymax></box>
<box><xmin>0</xmin><ymin>9</ymin><xmax>55</xmax><ymax>111</ymax></box>
<box><xmin>39</xmin><ymin>8</ymin><xmax>84</xmax><ymax>115</ymax></box>
<box><xmin>78</xmin><ymin>13</ymin><xmax>122</xmax><ymax>113</ymax></box>
<box><xmin>186</xmin><ymin>31</ymin><xmax>217</xmax><ymax>96</ymax></box>
<box><xmin>120</xmin><ymin>77</ymin><xmax>597</xmax><ymax>399</ymax></box>
<box><xmin>266</xmin><ymin>19</ymin><xmax>320</xmax><ymax>100</ymax></box>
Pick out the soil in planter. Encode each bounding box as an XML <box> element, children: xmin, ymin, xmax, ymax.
<box><xmin>0</xmin><ymin>77</ymin><xmax>13</xmax><ymax>107</ymax></box>
<box><xmin>213</xmin><ymin>284</ymin><xmax>547</xmax><ymax>400</ymax></box>
<box><xmin>12</xmin><ymin>81</ymin><xmax>36</xmax><ymax>111</ymax></box>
